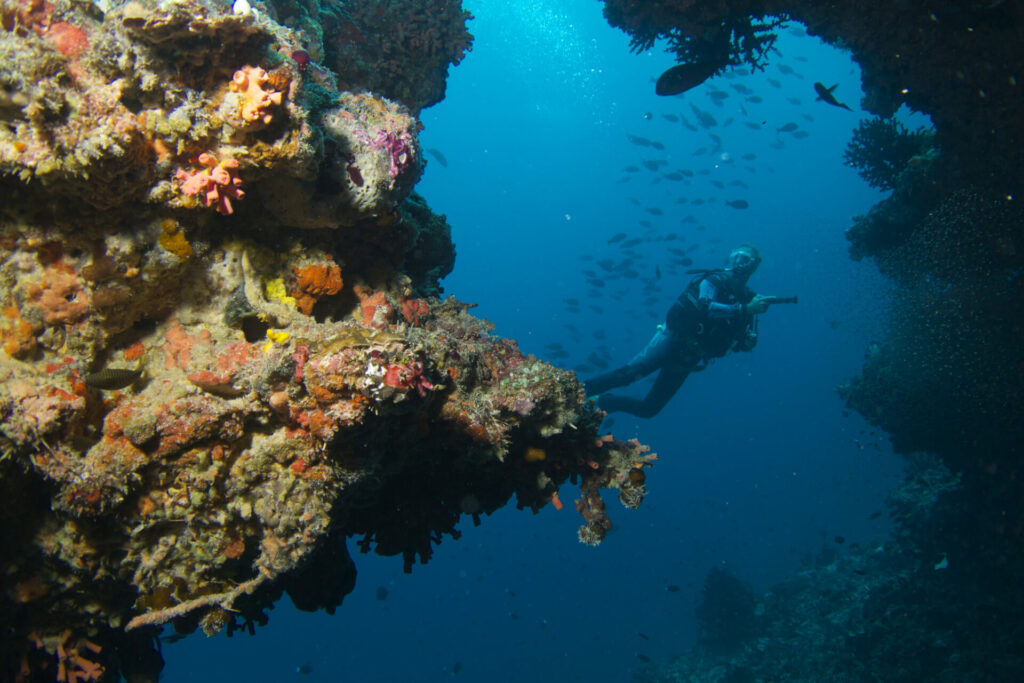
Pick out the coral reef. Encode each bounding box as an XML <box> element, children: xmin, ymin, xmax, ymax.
<box><xmin>321</xmin><ymin>0</ymin><xmax>474</xmax><ymax>113</ymax></box>
<box><xmin>843</xmin><ymin>117</ymin><xmax>935</xmax><ymax>191</ymax></box>
<box><xmin>0</xmin><ymin>1</ymin><xmax>649</xmax><ymax>680</ymax></box>
<box><xmin>640</xmin><ymin>458</ymin><xmax>1024</xmax><ymax>683</ymax></box>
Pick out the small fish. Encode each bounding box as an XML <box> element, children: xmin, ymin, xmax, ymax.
<box><xmin>453</xmin><ymin>661</ymin><xmax>462</xmax><ymax>674</ymax></box>
<box><xmin>834</xmin><ymin>535</ymin><xmax>846</xmax><ymax>544</ymax></box>
<box><xmin>707</xmin><ymin>89</ymin><xmax>729</xmax><ymax>101</ymax></box>
<box><xmin>622</xmin><ymin>238</ymin><xmax>644</xmax><ymax>248</ymax></box>
<box><xmin>636</xmin><ymin>653</ymin><xmax>652</xmax><ymax>663</ymax></box>
<box><xmin>729</xmin><ymin>180</ymin><xmax>749</xmax><ymax>188</ymax></box>
<box><xmin>786</xmin><ymin>96</ymin><xmax>802</xmax><ymax>105</ymax></box>
<box><xmin>666</xmin><ymin>585</ymin><xmax>681</xmax><ymax>592</ymax></box>
<box><xmin>622</xmin><ymin>165</ymin><xmax>640</xmax><ymax>173</ymax></box>
<box><xmin>711</xmin><ymin>180</ymin><xmax>725</xmax><ymax>189</ymax></box>
<box><xmin>814</xmin><ymin>82</ymin><xmax>852</xmax><ymax>111</ymax></box>
<box><xmin>626</xmin><ymin>133</ymin><xmax>653</xmax><ymax>147</ymax></box>
<box><xmin>661</xmin><ymin>113</ymin><xmax>679</xmax><ymax>122</ymax></box>
<box><xmin>296</xmin><ymin>663</ymin><xmax>314</xmax><ymax>675</ymax></box>
<box><xmin>745</xmin><ymin>95</ymin><xmax>764</xmax><ymax>103</ymax></box>
<box><xmin>642</xmin><ymin>159</ymin><xmax>666</xmax><ymax>171</ymax></box>
<box><xmin>650</xmin><ymin>140</ymin><xmax>665</xmax><ymax>150</ymax></box>
<box><xmin>792</xmin><ymin>130</ymin><xmax>810</xmax><ymax>139</ymax></box>
<box><xmin>84</xmin><ymin>367</ymin><xmax>143</xmax><ymax>390</ymax></box>
<box><xmin>868</xmin><ymin>510</ymin><xmax>883</xmax><ymax>520</ymax></box>
<box><xmin>637</xmin><ymin>631</ymin><xmax>649</xmax><ymax>641</ymax></box>
<box><xmin>689</xmin><ymin>104</ymin><xmax>717</xmax><ymax>128</ymax></box>
<box><xmin>743</xmin><ymin>121</ymin><xmax>761</xmax><ymax>130</ymax></box>
<box><xmin>742</xmin><ymin>152</ymin><xmax>757</xmax><ymax>160</ymax></box>
<box><xmin>725</xmin><ymin>199</ymin><xmax>750</xmax><ymax>209</ymax></box>
<box><xmin>425</xmin><ymin>148</ymin><xmax>448</xmax><ymax>167</ymax></box>
<box><xmin>655</xmin><ymin>62</ymin><xmax>719</xmax><ymax>96</ymax></box>
<box><xmin>767</xmin><ymin>78</ymin><xmax>783</xmax><ymax>88</ymax></box>
<box><xmin>376</xmin><ymin>585</ymin><xmax>389</xmax><ymax>601</ymax></box>
<box><xmin>729</xmin><ymin>83</ymin><xmax>753</xmax><ymax>95</ymax></box>
<box><xmin>662</xmin><ymin>171</ymin><xmax>684</xmax><ymax>181</ymax></box>
<box><xmin>562</xmin><ymin>298</ymin><xmax>580</xmax><ymax>306</ymax></box>
<box><xmin>777</xmin><ymin>122</ymin><xmax>799</xmax><ymax>132</ymax></box>
<box><xmin>644</xmin><ymin>207</ymin><xmax>663</xmax><ymax>216</ymax></box>
<box><xmin>777</xmin><ymin>63</ymin><xmax>796</xmax><ymax>75</ymax></box>
<box><xmin>607</xmin><ymin>232</ymin><xmax>627</xmax><ymax>244</ymax></box>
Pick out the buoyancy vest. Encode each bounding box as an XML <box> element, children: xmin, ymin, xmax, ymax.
<box><xmin>665</xmin><ymin>270</ymin><xmax>754</xmax><ymax>358</ymax></box>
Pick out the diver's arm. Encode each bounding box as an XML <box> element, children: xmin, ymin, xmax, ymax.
<box><xmin>699</xmin><ymin>279</ymin><xmax>745</xmax><ymax>319</ymax></box>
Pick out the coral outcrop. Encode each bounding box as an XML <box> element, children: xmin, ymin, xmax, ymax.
<box><xmin>0</xmin><ymin>0</ymin><xmax>645</xmax><ymax>680</ymax></box>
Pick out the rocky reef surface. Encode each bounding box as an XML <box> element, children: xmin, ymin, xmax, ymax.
<box><xmin>0</xmin><ymin>0</ymin><xmax>653</xmax><ymax>680</ymax></box>
<box><xmin>602</xmin><ymin>0</ymin><xmax>1024</xmax><ymax>680</ymax></box>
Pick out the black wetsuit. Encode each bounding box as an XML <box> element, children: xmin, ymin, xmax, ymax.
<box><xmin>584</xmin><ymin>270</ymin><xmax>757</xmax><ymax>418</ymax></box>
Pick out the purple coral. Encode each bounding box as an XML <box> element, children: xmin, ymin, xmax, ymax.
<box><xmin>357</xmin><ymin>127</ymin><xmax>417</xmax><ymax>178</ymax></box>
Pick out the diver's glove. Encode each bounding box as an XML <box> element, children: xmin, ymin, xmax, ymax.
<box><xmin>744</xmin><ymin>295</ymin><xmax>771</xmax><ymax>316</ymax></box>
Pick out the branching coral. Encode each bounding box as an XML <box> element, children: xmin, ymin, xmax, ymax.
<box><xmin>175</xmin><ymin>153</ymin><xmax>245</xmax><ymax>215</ymax></box>
<box><xmin>843</xmin><ymin>116</ymin><xmax>935</xmax><ymax>191</ymax></box>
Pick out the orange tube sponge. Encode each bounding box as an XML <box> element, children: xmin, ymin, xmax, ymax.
<box><xmin>230</xmin><ymin>65</ymin><xmax>284</xmax><ymax>126</ymax></box>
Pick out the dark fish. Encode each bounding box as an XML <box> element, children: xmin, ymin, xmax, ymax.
<box><xmin>608</xmin><ymin>232</ymin><xmax>627</xmax><ymax>244</ymax></box>
<box><xmin>711</xmin><ymin>180</ymin><xmax>725</xmax><ymax>189</ymax></box>
<box><xmin>742</xmin><ymin>152</ymin><xmax>757</xmax><ymax>160</ymax></box>
<box><xmin>743</xmin><ymin>121</ymin><xmax>761</xmax><ymax>130</ymax></box>
<box><xmin>853</xmin><ymin>569</ymin><xmax>868</xmax><ymax>576</ymax></box>
<box><xmin>834</xmin><ymin>535</ymin><xmax>846</xmax><ymax>544</ymax></box>
<box><xmin>376</xmin><ymin>586</ymin><xmax>389</xmax><ymax>601</ymax></box>
<box><xmin>777</xmin><ymin>122</ymin><xmax>799</xmax><ymax>132</ymax></box>
<box><xmin>562</xmin><ymin>298</ymin><xmax>580</xmax><ymax>306</ymax></box>
<box><xmin>615</xmin><ymin>176</ymin><xmax>630</xmax><ymax>184</ymax></box>
<box><xmin>662</xmin><ymin>171</ymin><xmax>684</xmax><ymax>181</ymax></box>
<box><xmin>745</xmin><ymin>95</ymin><xmax>764</xmax><ymax>103</ymax></box>
<box><xmin>679</xmin><ymin>114</ymin><xmax>699</xmax><ymax>132</ymax></box>
<box><xmin>786</xmin><ymin>96</ymin><xmax>802</xmax><ymax>105</ymax></box>
<box><xmin>650</xmin><ymin>140</ymin><xmax>666</xmax><ymax>151</ymax></box>
<box><xmin>622</xmin><ymin>238</ymin><xmax>644</xmax><ymax>248</ymax></box>
<box><xmin>655</xmin><ymin>62</ymin><xmax>719</xmax><ymax>96</ymax></box>
<box><xmin>792</xmin><ymin>130</ymin><xmax>810</xmax><ymax>139</ymax></box>
<box><xmin>587</xmin><ymin>352</ymin><xmax>609</xmax><ymax>369</ymax></box>
<box><xmin>693</xmin><ymin>147</ymin><xmax>708</xmax><ymax>156</ymax></box>
<box><xmin>729</xmin><ymin>180</ymin><xmax>749</xmax><ymax>188</ymax></box>
<box><xmin>644</xmin><ymin>207</ymin><xmax>663</xmax><ymax>216</ymax></box>
<box><xmin>777</xmin><ymin>63</ymin><xmax>796</xmax><ymax>75</ymax></box>
<box><xmin>813</xmin><ymin>82</ymin><xmax>852</xmax><ymax>110</ymax></box>
<box><xmin>795</xmin><ymin>55</ymin><xmax>809</xmax><ymax>62</ymax></box>
<box><xmin>678</xmin><ymin>257</ymin><xmax>694</xmax><ymax>266</ymax></box>
<box><xmin>666</xmin><ymin>585</ymin><xmax>681</xmax><ymax>592</ymax></box>
<box><xmin>868</xmin><ymin>510</ymin><xmax>883</xmax><ymax>520</ymax></box>
<box><xmin>691</xmin><ymin>198</ymin><xmax>705</xmax><ymax>205</ymax></box>
<box><xmin>84</xmin><ymin>367</ymin><xmax>143</xmax><ymax>390</ymax></box>
<box><xmin>707</xmin><ymin>89</ymin><xmax>729</xmax><ymax>101</ymax></box>
<box><xmin>729</xmin><ymin>83</ymin><xmax>753</xmax><ymax>95</ymax></box>
<box><xmin>636</xmin><ymin>653</ymin><xmax>652</xmax><ymax>663</ymax></box>
<box><xmin>725</xmin><ymin>199</ymin><xmax>749</xmax><ymax>209</ymax></box>
<box><xmin>661</xmin><ymin>113</ymin><xmax>679</xmax><ymax>122</ymax></box>
<box><xmin>545</xmin><ymin>341</ymin><xmax>566</xmax><ymax>349</ymax></box>
<box><xmin>689</xmin><ymin>104</ymin><xmax>717</xmax><ymax>128</ymax></box>
<box><xmin>425</xmin><ymin>148</ymin><xmax>448</xmax><ymax>167</ymax></box>
<box><xmin>655</xmin><ymin>266</ymin><xmax>661</xmax><ymax>280</ymax></box>
<box><xmin>637</xmin><ymin>631</ymin><xmax>649</xmax><ymax>641</ymax></box>
<box><xmin>626</xmin><ymin>133</ymin><xmax>653</xmax><ymax>147</ymax></box>
<box><xmin>296</xmin><ymin>663</ymin><xmax>314</xmax><ymax>675</ymax></box>
<box><xmin>622</xmin><ymin>165</ymin><xmax>640</xmax><ymax>173</ymax></box>
<box><xmin>453</xmin><ymin>661</ymin><xmax>462</xmax><ymax>674</ymax></box>
<box><xmin>767</xmin><ymin>78</ymin><xmax>783</xmax><ymax>88</ymax></box>
<box><xmin>641</xmin><ymin>160</ymin><xmax>665</xmax><ymax>171</ymax></box>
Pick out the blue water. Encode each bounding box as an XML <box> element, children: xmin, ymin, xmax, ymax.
<box><xmin>165</xmin><ymin>1</ymin><xmax>913</xmax><ymax>680</ymax></box>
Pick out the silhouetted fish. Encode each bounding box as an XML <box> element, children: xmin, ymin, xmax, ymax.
<box><xmin>814</xmin><ymin>82</ymin><xmax>852</xmax><ymax>110</ymax></box>
<box><xmin>792</xmin><ymin>130</ymin><xmax>810</xmax><ymax>139</ymax></box>
<box><xmin>777</xmin><ymin>63</ymin><xmax>796</xmax><ymax>75</ymax></box>
<box><xmin>662</xmin><ymin>172</ymin><xmax>684</xmax><ymax>181</ymax></box>
<box><xmin>661</xmin><ymin>113</ymin><xmax>679</xmax><ymax>122</ymax></box>
<box><xmin>730</xmin><ymin>83</ymin><xmax>753</xmax><ymax>95</ymax></box>
<box><xmin>376</xmin><ymin>586</ymin><xmax>389</xmax><ymax>601</ymax></box>
<box><xmin>666</xmin><ymin>585</ymin><xmax>681</xmax><ymax>592</ymax></box>
<box><xmin>626</xmin><ymin>133</ymin><xmax>653</xmax><ymax>147</ymax></box>
<box><xmin>786</xmin><ymin>96</ymin><xmax>802</xmax><ymax>105</ymax></box>
<box><xmin>296</xmin><ymin>663</ymin><xmax>314</xmax><ymax>675</ymax></box>
<box><xmin>767</xmin><ymin>78</ymin><xmax>783</xmax><ymax>88</ymax></box>
<box><xmin>622</xmin><ymin>165</ymin><xmax>640</xmax><ymax>173</ymax></box>
<box><xmin>644</xmin><ymin>207</ymin><xmax>663</xmax><ymax>216</ymax></box>
<box><xmin>655</xmin><ymin>62</ymin><xmax>718</xmax><ymax>96</ymax></box>
<box><xmin>742</xmin><ymin>152</ymin><xmax>757</xmax><ymax>160</ymax></box>
<box><xmin>725</xmin><ymin>199</ymin><xmax>750</xmax><ymax>209</ymax></box>
<box><xmin>745</xmin><ymin>95</ymin><xmax>764</xmax><ymax>103</ymax></box>
<box><xmin>608</xmin><ymin>232</ymin><xmax>627</xmax><ymax>244</ymax></box>
<box><xmin>425</xmin><ymin>148</ymin><xmax>448</xmax><ymax>167</ymax></box>
<box><xmin>622</xmin><ymin>238</ymin><xmax>644</xmax><ymax>248</ymax></box>
<box><xmin>777</xmin><ymin>122</ymin><xmax>799</xmax><ymax>132</ymax></box>
<box><xmin>636</xmin><ymin>653</ymin><xmax>652</xmax><ymax>663</ymax></box>
<box><xmin>689</xmin><ymin>104</ymin><xmax>717</xmax><ymax>128</ymax></box>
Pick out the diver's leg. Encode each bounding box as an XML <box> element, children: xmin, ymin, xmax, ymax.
<box><xmin>584</xmin><ymin>328</ymin><xmax>674</xmax><ymax>396</ymax></box>
<box><xmin>598</xmin><ymin>368</ymin><xmax>690</xmax><ymax>418</ymax></box>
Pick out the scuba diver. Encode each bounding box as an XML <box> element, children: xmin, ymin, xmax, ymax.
<box><xmin>584</xmin><ymin>244</ymin><xmax>795</xmax><ymax>418</ymax></box>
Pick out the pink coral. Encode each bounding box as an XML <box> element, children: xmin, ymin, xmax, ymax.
<box><xmin>175</xmin><ymin>153</ymin><xmax>245</xmax><ymax>215</ymax></box>
<box><xmin>357</xmin><ymin>127</ymin><xmax>416</xmax><ymax>178</ymax></box>
<box><xmin>229</xmin><ymin>65</ymin><xmax>283</xmax><ymax>126</ymax></box>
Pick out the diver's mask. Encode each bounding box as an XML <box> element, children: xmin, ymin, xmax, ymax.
<box><xmin>727</xmin><ymin>245</ymin><xmax>761</xmax><ymax>278</ymax></box>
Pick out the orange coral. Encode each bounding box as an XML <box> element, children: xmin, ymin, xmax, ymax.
<box><xmin>1</xmin><ymin>304</ymin><xmax>39</xmax><ymax>357</ymax></box>
<box><xmin>290</xmin><ymin>263</ymin><xmax>343</xmax><ymax>315</ymax></box>
<box><xmin>400</xmin><ymin>297</ymin><xmax>429</xmax><ymax>325</ymax></box>
<box><xmin>175</xmin><ymin>153</ymin><xmax>245</xmax><ymax>215</ymax></box>
<box><xmin>158</xmin><ymin>220</ymin><xmax>192</xmax><ymax>260</ymax></box>
<box><xmin>229</xmin><ymin>65</ymin><xmax>284</xmax><ymax>126</ymax></box>
<box><xmin>24</xmin><ymin>268</ymin><xmax>89</xmax><ymax>326</ymax></box>
<box><xmin>55</xmin><ymin>630</ymin><xmax>104</xmax><ymax>683</ymax></box>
